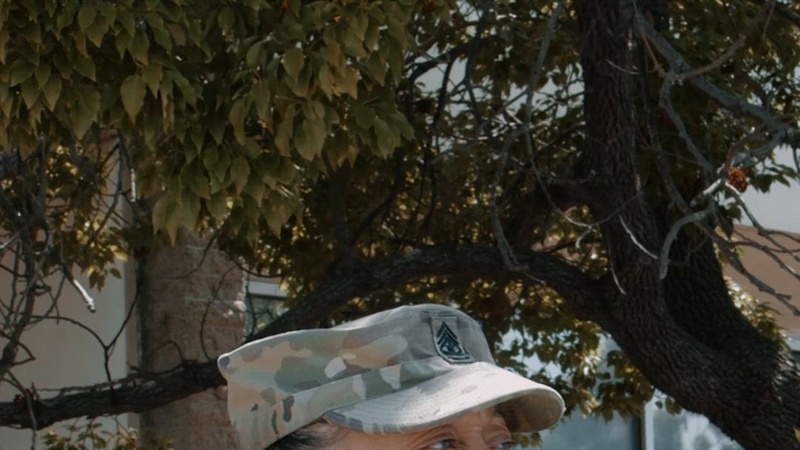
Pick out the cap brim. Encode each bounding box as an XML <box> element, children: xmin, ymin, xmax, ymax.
<box><xmin>323</xmin><ymin>361</ymin><xmax>564</xmax><ymax>435</ymax></box>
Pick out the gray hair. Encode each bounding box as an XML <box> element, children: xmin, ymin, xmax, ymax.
<box><xmin>264</xmin><ymin>405</ymin><xmax>518</xmax><ymax>450</ymax></box>
<box><xmin>263</xmin><ymin>421</ymin><xmax>342</xmax><ymax>450</ymax></box>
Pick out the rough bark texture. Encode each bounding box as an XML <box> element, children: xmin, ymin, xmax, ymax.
<box><xmin>138</xmin><ymin>234</ymin><xmax>244</xmax><ymax>449</ymax></box>
<box><xmin>575</xmin><ymin>1</ymin><xmax>800</xmax><ymax>448</ymax></box>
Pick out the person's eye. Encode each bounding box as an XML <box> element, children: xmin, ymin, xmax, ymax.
<box><xmin>428</xmin><ymin>439</ymin><xmax>457</xmax><ymax>449</ymax></box>
<box><xmin>493</xmin><ymin>440</ymin><xmax>516</xmax><ymax>450</ymax></box>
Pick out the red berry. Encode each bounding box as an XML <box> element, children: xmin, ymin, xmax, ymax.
<box><xmin>727</xmin><ymin>167</ymin><xmax>748</xmax><ymax>192</ymax></box>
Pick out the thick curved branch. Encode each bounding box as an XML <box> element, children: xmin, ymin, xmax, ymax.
<box><xmin>0</xmin><ymin>244</ymin><xmax>595</xmax><ymax>429</ymax></box>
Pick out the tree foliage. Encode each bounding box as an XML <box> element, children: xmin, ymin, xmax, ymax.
<box><xmin>1</xmin><ymin>0</ymin><xmax>800</xmax><ymax>449</ymax></box>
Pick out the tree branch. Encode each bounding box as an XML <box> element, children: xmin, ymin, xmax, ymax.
<box><xmin>636</xmin><ymin>12</ymin><xmax>800</xmax><ymax>164</ymax></box>
<box><xmin>0</xmin><ymin>244</ymin><xmax>595</xmax><ymax>429</ymax></box>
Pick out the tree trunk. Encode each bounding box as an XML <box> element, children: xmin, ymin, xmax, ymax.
<box><xmin>138</xmin><ymin>233</ymin><xmax>245</xmax><ymax>449</ymax></box>
<box><xmin>575</xmin><ymin>1</ymin><xmax>800</xmax><ymax>448</ymax></box>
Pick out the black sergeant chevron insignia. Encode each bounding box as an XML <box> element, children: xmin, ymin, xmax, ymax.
<box><xmin>434</xmin><ymin>321</ymin><xmax>472</xmax><ymax>362</ymax></box>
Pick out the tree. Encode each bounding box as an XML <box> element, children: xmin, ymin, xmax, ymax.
<box><xmin>1</xmin><ymin>0</ymin><xmax>799</xmax><ymax>448</ymax></box>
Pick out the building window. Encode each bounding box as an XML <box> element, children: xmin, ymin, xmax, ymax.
<box><xmin>643</xmin><ymin>400</ymin><xmax>741</xmax><ymax>450</ymax></box>
<box><xmin>537</xmin><ymin>414</ymin><xmax>641</xmax><ymax>450</ymax></box>
<box><xmin>511</xmin><ymin>336</ymin><xmax>643</xmax><ymax>450</ymax></box>
<box><xmin>244</xmin><ymin>280</ymin><xmax>287</xmax><ymax>336</ymax></box>
<box><xmin>789</xmin><ymin>334</ymin><xmax>800</xmax><ymax>363</ymax></box>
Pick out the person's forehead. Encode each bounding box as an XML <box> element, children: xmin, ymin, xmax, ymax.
<box><xmin>332</xmin><ymin>407</ymin><xmax>512</xmax><ymax>449</ymax></box>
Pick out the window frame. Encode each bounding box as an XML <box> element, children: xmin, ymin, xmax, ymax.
<box><xmin>244</xmin><ymin>280</ymin><xmax>287</xmax><ymax>335</ymax></box>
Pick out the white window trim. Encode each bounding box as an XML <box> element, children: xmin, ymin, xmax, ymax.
<box><xmin>787</xmin><ymin>333</ymin><xmax>800</xmax><ymax>352</ymax></box>
<box><xmin>246</xmin><ymin>280</ymin><xmax>287</xmax><ymax>298</ymax></box>
<box><xmin>641</xmin><ymin>401</ymin><xmax>656</xmax><ymax>450</ymax></box>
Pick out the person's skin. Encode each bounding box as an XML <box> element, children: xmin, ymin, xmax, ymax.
<box><xmin>328</xmin><ymin>407</ymin><xmax>515</xmax><ymax>450</ymax></box>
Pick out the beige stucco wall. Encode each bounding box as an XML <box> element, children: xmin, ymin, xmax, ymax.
<box><xmin>725</xmin><ymin>225</ymin><xmax>800</xmax><ymax>336</ymax></box>
<box><xmin>0</xmin><ymin>259</ymin><xmax>135</xmax><ymax>450</ymax></box>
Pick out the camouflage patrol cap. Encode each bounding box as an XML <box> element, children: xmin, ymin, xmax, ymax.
<box><xmin>218</xmin><ymin>304</ymin><xmax>564</xmax><ymax>450</ymax></box>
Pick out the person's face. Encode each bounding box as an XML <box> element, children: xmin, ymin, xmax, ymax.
<box><xmin>329</xmin><ymin>407</ymin><xmax>515</xmax><ymax>450</ymax></box>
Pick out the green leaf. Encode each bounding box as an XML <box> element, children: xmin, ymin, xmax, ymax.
<box><xmin>0</xmin><ymin>30</ymin><xmax>8</xmax><ymax>64</ymax></box>
<box><xmin>177</xmin><ymin>189</ymin><xmax>200</xmax><ymax>230</ymax></box>
<box><xmin>231</xmin><ymin>156</ymin><xmax>250</xmax><ymax>193</ymax></box>
<box><xmin>343</xmin><ymin>30</ymin><xmax>368</xmax><ymax>58</ymax></box>
<box><xmin>203</xmin><ymin>147</ymin><xmax>219</xmax><ymax>171</ymax></box>
<box><xmin>34</xmin><ymin>66</ymin><xmax>51</xmax><ymax>89</ymax></box>
<box><xmin>151</xmin><ymin>195</ymin><xmax>177</xmax><ymax>241</ymax></box>
<box><xmin>116</xmin><ymin>9</ymin><xmax>136</xmax><ymax>36</ymax></box>
<box><xmin>74</xmin><ymin>56</ymin><xmax>96</xmax><ymax>81</ymax></box>
<box><xmin>352</xmin><ymin>105</ymin><xmax>375</xmax><ymax>129</ymax></box>
<box><xmin>42</xmin><ymin>76</ymin><xmax>62</xmax><ymax>111</ymax></box>
<box><xmin>20</xmin><ymin>78</ymin><xmax>39</xmax><ymax>108</ymax></box>
<box><xmin>218</xmin><ymin>6</ymin><xmax>236</xmax><ymax>31</ymax></box>
<box><xmin>228</xmin><ymin>98</ymin><xmax>248</xmax><ymax>145</ymax></box>
<box><xmin>151</xmin><ymin>20</ymin><xmax>172</xmax><ymax>52</ymax></box>
<box><xmin>0</xmin><ymin>92</ymin><xmax>13</xmax><ymax>118</ymax></box>
<box><xmin>285</xmin><ymin>68</ymin><xmax>310</xmax><ymax>97</ymax></box>
<box><xmin>206</xmin><ymin>191</ymin><xmax>227</xmax><ymax>219</ymax></box>
<box><xmin>282</xmin><ymin>47</ymin><xmax>305</xmax><ymax>80</ymax></box>
<box><xmin>275</xmin><ymin>119</ymin><xmax>292</xmax><ymax>156</ymax></box>
<box><xmin>120</xmin><ymin>75</ymin><xmax>146</xmax><ymax>122</ymax></box>
<box><xmin>86</xmin><ymin>17</ymin><xmax>110</xmax><ymax>47</ymax></box>
<box><xmin>70</xmin><ymin>88</ymin><xmax>101</xmax><ymax>139</ymax></box>
<box><xmin>374</xmin><ymin>118</ymin><xmax>394</xmax><ymax>156</ymax></box>
<box><xmin>323</xmin><ymin>40</ymin><xmax>341</xmax><ymax>67</ymax></box>
<box><xmin>275</xmin><ymin>157</ymin><xmax>296</xmax><ymax>184</ymax></box>
<box><xmin>366</xmin><ymin>53</ymin><xmax>386</xmax><ymax>86</ymax></box>
<box><xmin>213</xmin><ymin>149</ymin><xmax>230</xmax><ymax>185</ymax></box>
<box><xmin>350</xmin><ymin>13</ymin><xmax>369</xmax><ymax>42</ymax></box>
<box><xmin>263</xmin><ymin>193</ymin><xmax>288</xmax><ymax>236</ymax></box>
<box><xmin>130</xmin><ymin>31</ymin><xmax>150</xmax><ymax>64</ymax></box>
<box><xmin>188</xmin><ymin>172</ymin><xmax>210</xmax><ymax>199</ymax></box>
<box><xmin>168</xmin><ymin>70</ymin><xmax>196</xmax><ymax>104</ymax></box>
<box><xmin>74</xmin><ymin>32</ymin><xmax>89</xmax><ymax>56</ymax></box>
<box><xmin>142</xmin><ymin>64</ymin><xmax>163</xmax><ymax>95</ymax></box>
<box><xmin>77</xmin><ymin>6</ymin><xmax>97</xmax><ymax>30</ymax></box>
<box><xmin>387</xmin><ymin>111</ymin><xmax>415</xmax><ymax>140</ymax></box>
<box><xmin>114</xmin><ymin>30</ymin><xmax>133</xmax><ymax>58</ymax></box>
<box><xmin>246</xmin><ymin>40</ymin><xmax>265</xmax><ymax>68</ymax></box>
<box><xmin>243</xmin><ymin>176</ymin><xmax>265</xmax><ymax>201</ymax></box>
<box><xmin>295</xmin><ymin>118</ymin><xmax>326</xmax><ymax>160</ymax></box>
<box><xmin>318</xmin><ymin>65</ymin><xmax>334</xmax><ymax>100</ymax></box>
<box><xmin>98</xmin><ymin>3</ymin><xmax>117</xmax><ymax>22</ymax></box>
<box><xmin>251</xmin><ymin>79</ymin><xmax>271</xmax><ymax>120</ymax></box>
<box><xmin>337</xmin><ymin>66</ymin><xmax>358</xmax><ymax>99</ymax></box>
<box><xmin>208</xmin><ymin>116</ymin><xmax>224</xmax><ymax>144</ymax></box>
<box><xmin>303</xmin><ymin>101</ymin><xmax>325</xmax><ymax>120</ymax></box>
<box><xmin>166</xmin><ymin>23</ymin><xmax>187</xmax><ymax>46</ymax></box>
<box><xmin>364</xmin><ymin>19</ymin><xmax>380</xmax><ymax>51</ymax></box>
<box><xmin>9</xmin><ymin>59</ymin><xmax>35</xmax><ymax>86</ymax></box>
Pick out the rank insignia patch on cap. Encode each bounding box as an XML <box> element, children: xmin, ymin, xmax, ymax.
<box><xmin>432</xmin><ymin>317</ymin><xmax>473</xmax><ymax>363</ymax></box>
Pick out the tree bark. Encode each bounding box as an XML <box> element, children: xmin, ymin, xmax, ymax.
<box><xmin>137</xmin><ymin>233</ymin><xmax>245</xmax><ymax>448</ymax></box>
<box><xmin>575</xmin><ymin>1</ymin><xmax>800</xmax><ymax>448</ymax></box>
